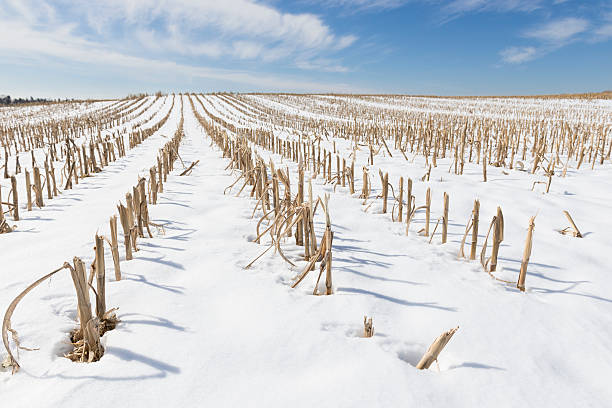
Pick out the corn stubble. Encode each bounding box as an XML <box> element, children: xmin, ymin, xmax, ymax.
<box><xmin>1</xmin><ymin>97</ymin><xmax>187</xmax><ymax>372</ymax></box>
<box><xmin>2</xmin><ymin>91</ymin><xmax>607</xmax><ymax>375</ymax></box>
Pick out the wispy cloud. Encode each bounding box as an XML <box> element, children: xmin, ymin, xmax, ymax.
<box><xmin>0</xmin><ymin>0</ymin><xmax>358</xmax><ymax>75</ymax></box>
<box><xmin>0</xmin><ymin>3</ymin><xmax>361</xmax><ymax>92</ymax></box>
<box><xmin>311</xmin><ymin>0</ymin><xmax>409</xmax><ymax>11</ymax></box>
<box><xmin>592</xmin><ymin>12</ymin><xmax>612</xmax><ymax>41</ymax></box>
<box><xmin>499</xmin><ymin>16</ymin><xmax>594</xmax><ymax>65</ymax></box>
<box><xmin>311</xmin><ymin>0</ymin><xmax>546</xmax><ymax>16</ymax></box>
<box><xmin>72</xmin><ymin>0</ymin><xmax>356</xmax><ymax>55</ymax></box>
<box><xmin>295</xmin><ymin>58</ymin><xmax>351</xmax><ymax>72</ymax></box>
<box><xmin>524</xmin><ymin>17</ymin><xmax>589</xmax><ymax>42</ymax></box>
<box><xmin>441</xmin><ymin>0</ymin><xmax>544</xmax><ymax>20</ymax></box>
<box><xmin>134</xmin><ymin>29</ymin><xmax>225</xmax><ymax>59</ymax></box>
<box><xmin>594</xmin><ymin>24</ymin><xmax>612</xmax><ymax>41</ymax></box>
<box><xmin>499</xmin><ymin>46</ymin><xmax>537</xmax><ymax>63</ymax></box>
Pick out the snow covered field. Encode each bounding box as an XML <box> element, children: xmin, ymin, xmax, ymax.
<box><xmin>1</xmin><ymin>94</ymin><xmax>612</xmax><ymax>407</ymax></box>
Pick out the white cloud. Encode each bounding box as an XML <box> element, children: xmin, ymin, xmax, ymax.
<box><xmin>594</xmin><ymin>24</ymin><xmax>612</xmax><ymax>41</ymax></box>
<box><xmin>0</xmin><ymin>17</ymin><xmax>356</xmax><ymax>92</ymax></box>
<box><xmin>135</xmin><ymin>29</ymin><xmax>225</xmax><ymax>58</ymax></box>
<box><xmin>443</xmin><ymin>0</ymin><xmax>543</xmax><ymax>16</ymax></box>
<box><xmin>524</xmin><ymin>17</ymin><xmax>589</xmax><ymax>43</ymax></box>
<box><xmin>335</xmin><ymin>35</ymin><xmax>358</xmax><ymax>49</ymax></box>
<box><xmin>433</xmin><ymin>0</ymin><xmax>546</xmax><ymax>23</ymax></box>
<box><xmin>0</xmin><ymin>0</ymin><xmax>358</xmax><ymax>74</ymax></box>
<box><xmin>69</xmin><ymin>0</ymin><xmax>354</xmax><ymax>52</ymax></box>
<box><xmin>313</xmin><ymin>0</ymin><xmax>544</xmax><ymax>15</ymax></box>
<box><xmin>499</xmin><ymin>46</ymin><xmax>537</xmax><ymax>63</ymax></box>
<box><xmin>1</xmin><ymin>0</ymin><xmax>56</xmax><ymax>24</ymax></box>
<box><xmin>232</xmin><ymin>41</ymin><xmax>265</xmax><ymax>60</ymax></box>
<box><xmin>295</xmin><ymin>58</ymin><xmax>351</xmax><ymax>72</ymax></box>
<box><xmin>499</xmin><ymin>16</ymin><xmax>599</xmax><ymax>65</ymax></box>
<box><xmin>313</xmin><ymin>0</ymin><xmax>409</xmax><ymax>10</ymax></box>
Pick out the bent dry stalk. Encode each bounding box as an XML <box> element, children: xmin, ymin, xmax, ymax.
<box><xmin>560</xmin><ymin>210</ymin><xmax>583</xmax><ymax>238</ymax></box>
<box><xmin>416</xmin><ymin>327</ymin><xmax>459</xmax><ymax>370</ymax></box>
<box><xmin>2</xmin><ymin>264</ymin><xmax>69</xmax><ymax>373</ymax></box>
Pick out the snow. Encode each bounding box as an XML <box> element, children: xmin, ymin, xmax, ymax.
<box><xmin>2</xmin><ymin>94</ymin><xmax>612</xmax><ymax>407</ymax></box>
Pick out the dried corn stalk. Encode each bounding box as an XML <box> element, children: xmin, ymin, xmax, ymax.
<box><xmin>2</xmin><ymin>264</ymin><xmax>69</xmax><ymax>373</ymax></box>
<box><xmin>560</xmin><ymin>210</ymin><xmax>582</xmax><ymax>238</ymax></box>
<box><xmin>109</xmin><ymin>216</ymin><xmax>121</xmax><ymax>280</ymax></box>
<box><xmin>66</xmin><ymin>258</ymin><xmax>103</xmax><ymax>362</ymax></box>
<box><xmin>363</xmin><ymin>316</ymin><xmax>374</xmax><ymax>338</ymax></box>
<box><xmin>416</xmin><ymin>326</ymin><xmax>459</xmax><ymax>370</ymax></box>
<box><xmin>517</xmin><ymin>216</ymin><xmax>536</xmax><ymax>292</ymax></box>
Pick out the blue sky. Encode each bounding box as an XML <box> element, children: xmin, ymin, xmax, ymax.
<box><xmin>0</xmin><ymin>0</ymin><xmax>611</xmax><ymax>98</ymax></box>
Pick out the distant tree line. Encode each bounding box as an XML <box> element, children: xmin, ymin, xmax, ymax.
<box><xmin>0</xmin><ymin>95</ymin><xmax>55</xmax><ymax>106</ymax></box>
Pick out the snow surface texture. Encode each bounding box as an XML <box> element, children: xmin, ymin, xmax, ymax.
<box><xmin>1</xmin><ymin>94</ymin><xmax>612</xmax><ymax>407</ymax></box>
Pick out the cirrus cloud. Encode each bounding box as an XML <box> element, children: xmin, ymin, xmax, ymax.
<box><xmin>524</xmin><ymin>17</ymin><xmax>589</xmax><ymax>43</ymax></box>
<box><xmin>499</xmin><ymin>46</ymin><xmax>537</xmax><ymax>63</ymax></box>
